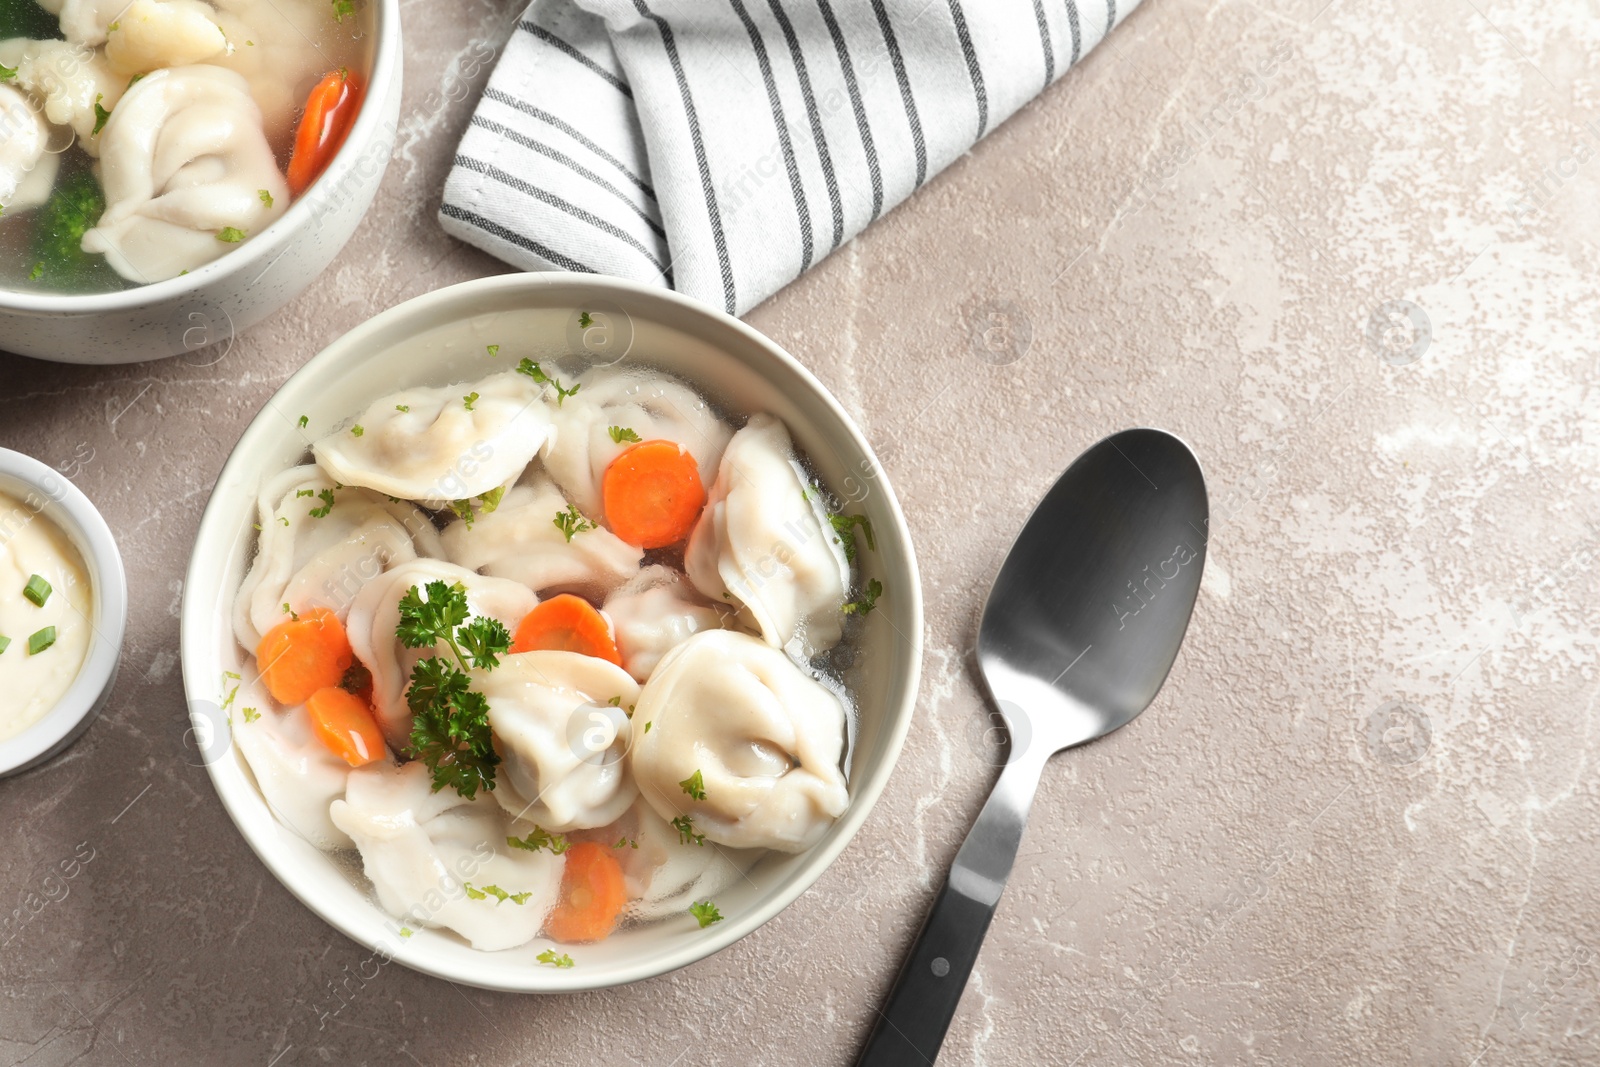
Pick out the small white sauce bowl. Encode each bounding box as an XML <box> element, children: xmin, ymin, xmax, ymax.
<box><xmin>0</xmin><ymin>0</ymin><xmax>403</xmax><ymax>365</ymax></box>
<box><xmin>182</xmin><ymin>274</ymin><xmax>925</xmax><ymax>991</ymax></box>
<box><xmin>0</xmin><ymin>448</ymin><xmax>128</xmax><ymax>777</ymax></box>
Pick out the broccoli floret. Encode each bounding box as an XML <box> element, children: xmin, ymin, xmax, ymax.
<box><xmin>0</xmin><ymin>0</ymin><xmax>64</xmax><ymax>41</ymax></box>
<box><xmin>29</xmin><ymin>167</ymin><xmax>125</xmax><ymax>291</ymax></box>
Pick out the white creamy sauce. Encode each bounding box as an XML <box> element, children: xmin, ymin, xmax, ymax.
<box><xmin>0</xmin><ymin>491</ymin><xmax>93</xmax><ymax>741</ymax></box>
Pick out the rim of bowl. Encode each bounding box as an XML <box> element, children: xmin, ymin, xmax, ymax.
<box><xmin>0</xmin><ymin>448</ymin><xmax>128</xmax><ymax>777</ymax></box>
<box><xmin>0</xmin><ymin>0</ymin><xmax>401</xmax><ymax>315</ymax></box>
<box><xmin>182</xmin><ymin>273</ymin><xmax>925</xmax><ymax>991</ymax></box>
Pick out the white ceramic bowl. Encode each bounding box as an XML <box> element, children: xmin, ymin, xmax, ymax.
<box><xmin>0</xmin><ymin>448</ymin><xmax>128</xmax><ymax>777</ymax></box>
<box><xmin>0</xmin><ymin>0</ymin><xmax>402</xmax><ymax>365</ymax></box>
<box><xmin>181</xmin><ymin>273</ymin><xmax>924</xmax><ymax>991</ymax></box>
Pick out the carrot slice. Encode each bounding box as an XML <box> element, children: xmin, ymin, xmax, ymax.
<box><xmin>601</xmin><ymin>440</ymin><xmax>706</xmax><ymax>548</ymax></box>
<box><xmin>256</xmin><ymin>608</ymin><xmax>354</xmax><ymax>707</ymax></box>
<box><xmin>306</xmin><ymin>687</ymin><xmax>386</xmax><ymax>767</ymax></box>
<box><xmin>511</xmin><ymin>595</ymin><xmax>622</xmax><ymax>665</ymax></box>
<box><xmin>285</xmin><ymin>71</ymin><xmax>364</xmax><ymax>197</ymax></box>
<box><xmin>543</xmin><ymin>842</ymin><xmax>627</xmax><ymax>944</ymax></box>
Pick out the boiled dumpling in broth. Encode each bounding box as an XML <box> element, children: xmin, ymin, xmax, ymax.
<box><xmin>441</xmin><ymin>474</ymin><xmax>642</xmax><ymax>597</ymax></box>
<box><xmin>81</xmin><ymin>65</ymin><xmax>288</xmax><ymax>282</ymax></box>
<box><xmin>103</xmin><ymin>0</ymin><xmax>229</xmax><ymax>76</ymax></box>
<box><xmin>543</xmin><ymin>368</ymin><xmax>732</xmax><ymax>522</ymax></box>
<box><xmin>232</xmin><ymin>465</ymin><xmax>446</xmax><ymax>654</ymax></box>
<box><xmin>210</xmin><ymin>0</ymin><xmax>345</xmax><ymax>154</ymax></box>
<box><xmin>473</xmin><ymin>651</ymin><xmax>641</xmax><ymax>832</ymax></box>
<box><xmin>345</xmin><ymin>559</ymin><xmax>538</xmax><ymax>751</ymax></box>
<box><xmin>685</xmin><ymin>414</ymin><xmax>850</xmax><ymax>659</ymax></box>
<box><xmin>0</xmin><ymin>84</ymin><xmax>58</xmax><ymax>212</ymax></box>
<box><xmin>330</xmin><ymin>761</ymin><xmax>565</xmax><ymax>952</ymax></box>
<box><xmin>630</xmin><ymin>630</ymin><xmax>849</xmax><ymax>852</ymax></box>
<box><xmin>603</xmin><ymin>565</ymin><xmax>729</xmax><ymax>683</ymax></box>
<box><xmin>612</xmin><ymin>803</ymin><xmax>760</xmax><ymax>923</ymax></box>
<box><xmin>2</xmin><ymin>37</ymin><xmax>128</xmax><ymax>157</ymax></box>
<box><xmin>313</xmin><ymin>372</ymin><xmax>553</xmax><ymax>509</ymax></box>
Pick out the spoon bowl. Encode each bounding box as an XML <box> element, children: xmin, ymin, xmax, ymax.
<box><xmin>857</xmin><ymin>428</ymin><xmax>1207</xmax><ymax>1066</ymax></box>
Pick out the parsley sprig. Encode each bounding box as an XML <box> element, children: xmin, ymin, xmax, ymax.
<box><xmin>671</xmin><ymin>814</ymin><xmax>705</xmax><ymax>846</ymax></box>
<box><xmin>516</xmin><ymin>358</ymin><xmax>580</xmax><ymax>405</ymax></box>
<box><xmin>689</xmin><ymin>901</ymin><xmax>723</xmax><ymax>928</ymax></box>
<box><xmin>553</xmin><ymin>504</ymin><xmax>596</xmax><ymax>542</ymax></box>
<box><xmin>399</xmin><ymin>581</ymin><xmax>512</xmax><ymax>798</ymax></box>
<box><xmin>843</xmin><ymin>578</ymin><xmax>883</xmax><ymax>616</ymax></box>
<box><xmin>679</xmin><ymin>769</ymin><xmax>706</xmax><ymax>801</ymax></box>
<box><xmin>508</xmin><ymin>827</ymin><xmax>569</xmax><ymax>855</ymax></box>
<box><xmin>537</xmin><ymin>949</ymin><xmax>575</xmax><ymax>968</ymax></box>
<box><xmin>828</xmin><ymin>513</ymin><xmax>876</xmax><ymax>564</ymax></box>
<box><xmin>608</xmin><ymin>425</ymin><xmax>641</xmax><ymax>444</ymax></box>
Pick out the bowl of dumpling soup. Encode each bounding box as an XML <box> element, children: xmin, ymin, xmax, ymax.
<box><xmin>0</xmin><ymin>0</ymin><xmax>400</xmax><ymax>364</ymax></box>
<box><xmin>183</xmin><ymin>273</ymin><xmax>923</xmax><ymax>990</ymax></box>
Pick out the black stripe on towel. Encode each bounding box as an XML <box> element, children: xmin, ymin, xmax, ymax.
<box><xmin>634</xmin><ymin>0</ymin><xmax>737</xmax><ymax>314</ymax></box>
<box><xmin>455</xmin><ymin>155</ymin><xmax>671</xmax><ymax>279</ymax></box>
<box><xmin>729</xmin><ymin>0</ymin><xmax>814</xmax><ymax>271</ymax></box>
<box><xmin>1108</xmin><ymin>0</ymin><xmax>1117</xmax><ymax>29</ymax></box>
<box><xmin>441</xmin><ymin>203</ymin><xmax>599</xmax><ymax>274</ymax></box>
<box><xmin>469</xmin><ymin>115</ymin><xmax>665</xmax><ymax>238</ymax></box>
<box><xmin>815</xmin><ymin>0</ymin><xmax>883</xmax><ymax>222</ymax></box>
<box><xmin>869</xmin><ymin>0</ymin><xmax>927</xmax><ymax>189</ymax></box>
<box><xmin>519</xmin><ymin>21</ymin><xmax>634</xmax><ymax>99</ymax></box>
<box><xmin>947</xmin><ymin>0</ymin><xmax>988</xmax><ymax>138</ymax></box>
<box><xmin>1032</xmin><ymin>0</ymin><xmax>1055</xmax><ymax>87</ymax></box>
<box><xmin>483</xmin><ymin>87</ymin><xmax>657</xmax><ymax>201</ymax></box>
<box><xmin>765</xmin><ymin>0</ymin><xmax>844</xmax><ymax>252</ymax></box>
<box><xmin>1065</xmin><ymin>1</ymin><xmax>1081</xmax><ymax>67</ymax></box>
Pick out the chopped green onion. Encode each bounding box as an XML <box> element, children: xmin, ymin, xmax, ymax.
<box><xmin>23</xmin><ymin>574</ymin><xmax>52</xmax><ymax>607</ymax></box>
<box><xmin>28</xmin><ymin>627</ymin><xmax>56</xmax><ymax>655</ymax></box>
<box><xmin>0</xmin><ymin>636</ymin><xmax>10</xmax><ymax>655</ymax></box>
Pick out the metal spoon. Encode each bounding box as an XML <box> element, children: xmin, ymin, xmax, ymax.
<box><xmin>855</xmin><ymin>428</ymin><xmax>1209</xmax><ymax>1065</ymax></box>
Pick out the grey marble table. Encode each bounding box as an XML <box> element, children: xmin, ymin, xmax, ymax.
<box><xmin>2</xmin><ymin>0</ymin><xmax>1597</xmax><ymax>1063</ymax></box>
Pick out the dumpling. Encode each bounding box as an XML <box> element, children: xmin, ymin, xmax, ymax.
<box><xmin>0</xmin><ymin>84</ymin><xmax>58</xmax><ymax>212</ymax></box>
<box><xmin>685</xmin><ymin>414</ymin><xmax>850</xmax><ymax>659</ymax></box>
<box><xmin>209</xmin><ymin>0</ymin><xmax>342</xmax><ymax>155</ymax></box>
<box><xmin>81</xmin><ymin>65</ymin><xmax>288</xmax><ymax>282</ymax></box>
<box><xmin>603</xmin><ymin>565</ymin><xmax>729</xmax><ymax>682</ymax></box>
<box><xmin>473</xmin><ymin>651</ymin><xmax>641</xmax><ymax>831</ymax></box>
<box><xmin>6</xmin><ymin>38</ymin><xmax>128</xmax><ymax>157</ymax></box>
<box><xmin>103</xmin><ymin>0</ymin><xmax>228</xmax><ymax>76</ymax></box>
<box><xmin>630</xmin><ymin>630</ymin><xmax>849</xmax><ymax>852</ymax></box>
<box><xmin>229</xmin><ymin>678</ymin><xmax>362</xmax><ymax>850</ymax></box>
<box><xmin>232</xmin><ymin>465</ymin><xmax>446</xmax><ymax>655</ymax></box>
<box><xmin>313</xmin><ymin>372</ymin><xmax>553</xmax><ymax>508</ymax></box>
<box><xmin>542</xmin><ymin>368</ymin><xmax>732</xmax><ymax>522</ymax></box>
<box><xmin>54</xmin><ymin>0</ymin><xmax>132</xmax><ymax>46</ymax></box>
<box><xmin>345</xmin><ymin>559</ymin><xmax>538</xmax><ymax>750</ymax></box>
<box><xmin>441</xmin><ymin>474</ymin><xmax>642</xmax><ymax>596</ymax></box>
<box><xmin>612</xmin><ymin>803</ymin><xmax>760</xmax><ymax>923</ymax></box>
<box><xmin>330</xmin><ymin>761</ymin><xmax>564</xmax><ymax>952</ymax></box>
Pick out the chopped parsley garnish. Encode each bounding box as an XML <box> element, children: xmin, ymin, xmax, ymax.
<box><xmin>295</xmin><ymin>489</ymin><xmax>315</xmax><ymax>498</ymax></box>
<box><xmin>277</xmin><ymin>516</ymin><xmax>290</xmax><ymax>526</ymax></box>
<box><xmin>399</xmin><ymin>926</ymin><xmax>413</xmax><ymax>938</ymax></box>
<box><xmin>608</xmin><ymin>425</ymin><xmax>641</xmax><ymax>444</ymax></box>
<box><xmin>23</xmin><ymin>574</ymin><xmax>52</xmax><ymax>607</ymax></box>
<box><xmin>0</xmin><ymin>636</ymin><xmax>10</xmax><ymax>655</ymax></box>
<box><xmin>351</xmin><ymin>424</ymin><xmax>364</xmax><ymax>437</ymax></box>
<box><xmin>607</xmin><ymin>695</ymin><xmax>622</xmax><ymax>706</ymax></box>
<box><xmin>643</xmin><ymin>720</ymin><xmax>652</xmax><ymax>733</ymax></box>
<box><xmin>281</xmin><ymin>603</ymin><xmax>297</xmax><ymax>618</ymax></box>
<box><xmin>258</xmin><ymin>189</ymin><xmax>274</xmax><ymax>208</ymax></box>
<box><xmin>399</xmin><ymin>581</ymin><xmax>511</xmax><ymax>798</ymax></box>
<box><xmin>450</xmin><ymin>487</ymin><xmax>505</xmax><ymax>529</ymax></box>
<box><xmin>486</xmin><ymin>344</ymin><xmax>500</xmax><ymax>357</ymax></box>
<box><xmin>217</xmin><ymin>227</ymin><xmax>246</xmax><ymax>243</ymax></box>
<box><xmin>308</xmin><ymin>488</ymin><xmax>336</xmax><ymax>518</ymax></box>
<box><xmin>27</xmin><ymin>262</ymin><xmax>42</xmax><ymax>281</ymax></box>
<box><xmin>395</xmin><ymin>404</ymin><xmax>410</xmax><ymax>412</ymax></box>
<box><xmin>613</xmin><ymin>836</ymin><xmax>638</xmax><ymax>849</ymax></box>
<box><xmin>553</xmin><ymin>504</ymin><xmax>596</xmax><ymax>542</ymax></box>
<box><xmin>464</xmin><ymin>882</ymin><xmax>532</xmax><ymax>905</ymax></box>
<box><xmin>332</xmin><ymin>0</ymin><xmax>355</xmax><ymax>21</ymax></box>
<box><xmin>27</xmin><ymin>627</ymin><xmax>56</xmax><ymax>655</ymax></box>
<box><xmin>689</xmin><ymin>901</ymin><xmax>723</xmax><ymax>928</ymax></box>
<box><xmin>828</xmin><ymin>513</ymin><xmax>876</xmax><ymax>564</ymax></box>
<box><xmin>508</xmin><ymin>827</ymin><xmax>569</xmax><ymax>855</ymax></box>
<box><xmin>92</xmin><ymin>94</ymin><xmax>110</xmax><ymax>135</ymax></box>
<box><xmin>479</xmin><ymin>486</ymin><xmax>505</xmax><ymax>514</ymax></box>
<box><xmin>516</xmin><ymin>359</ymin><xmax>580</xmax><ymax>405</ymax></box>
<box><xmin>463</xmin><ymin>391</ymin><xmax>479</xmax><ymax>411</ymax></box>
<box><xmin>242</xmin><ymin>706</ymin><xmax>261</xmax><ymax>723</ymax></box>
<box><xmin>578</xmin><ymin>310</ymin><xmax>594</xmax><ymax>328</ymax></box>
<box><xmin>126</xmin><ymin>73</ymin><xmax>143</xmax><ymax>88</ymax></box>
<box><xmin>537</xmin><ymin>949</ymin><xmax>574</xmax><ymax>968</ymax></box>
<box><xmin>0</xmin><ymin>63</ymin><xmax>16</xmax><ymax>81</ymax></box>
<box><xmin>298</xmin><ymin>415</ymin><xmax>309</xmax><ymax>429</ymax></box>
<box><xmin>671</xmin><ymin>814</ymin><xmax>704</xmax><ymax>846</ymax></box>
<box><xmin>843</xmin><ymin>578</ymin><xmax>883</xmax><ymax>616</ymax></box>
<box><xmin>679</xmin><ymin>769</ymin><xmax>706</xmax><ymax>801</ymax></box>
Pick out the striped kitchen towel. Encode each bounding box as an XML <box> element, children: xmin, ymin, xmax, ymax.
<box><xmin>441</xmin><ymin>0</ymin><xmax>1138</xmax><ymax>316</ymax></box>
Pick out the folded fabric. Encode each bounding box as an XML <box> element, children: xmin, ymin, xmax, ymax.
<box><xmin>441</xmin><ymin>0</ymin><xmax>1137</xmax><ymax>316</ymax></box>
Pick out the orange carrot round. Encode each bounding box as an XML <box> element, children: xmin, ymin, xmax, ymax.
<box><xmin>305</xmin><ymin>687</ymin><xmax>386</xmax><ymax>767</ymax></box>
<box><xmin>544</xmin><ymin>842</ymin><xmax>627</xmax><ymax>943</ymax></box>
<box><xmin>256</xmin><ymin>608</ymin><xmax>354</xmax><ymax>707</ymax></box>
<box><xmin>286</xmin><ymin>71</ymin><xmax>364</xmax><ymax>197</ymax></box>
<box><xmin>602</xmin><ymin>440</ymin><xmax>706</xmax><ymax>548</ymax></box>
<box><xmin>511</xmin><ymin>595</ymin><xmax>621</xmax><ymax>665</ymax></box>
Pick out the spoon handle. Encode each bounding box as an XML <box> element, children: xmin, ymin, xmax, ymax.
<box><xmin>855</xmin><ymin>748</ymin><xmax>1047</xmax><ymax>1065</ymax></box>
